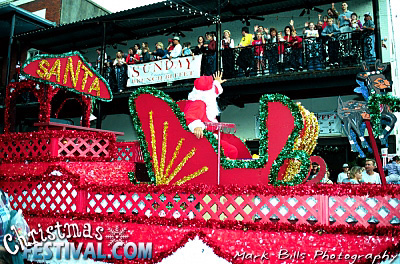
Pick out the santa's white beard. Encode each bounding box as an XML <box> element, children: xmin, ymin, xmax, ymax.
<box><xmin>188</xmin><ymin>88</ymin><xmax>220</xmax><ymax>122</ymax></box>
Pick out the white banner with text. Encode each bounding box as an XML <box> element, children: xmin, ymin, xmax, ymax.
<box><xmin>127</xmin><ymin>55</ymin><xmax>202</xmax><ymax>86</ymax></box>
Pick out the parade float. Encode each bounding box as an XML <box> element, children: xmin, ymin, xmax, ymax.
<box><xmin>0</xmin><ymin>52</ymin><xmax>399</xmax><ymax>263</ymax></box>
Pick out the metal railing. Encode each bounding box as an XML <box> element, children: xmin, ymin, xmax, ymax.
<box><xmin>216</xmin><ymin>32</ymin><xmax>375</xmax><ymax>78</ymax></box>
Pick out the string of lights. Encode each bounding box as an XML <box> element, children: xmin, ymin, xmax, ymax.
<box><xmin>164</xmin><ymin>1</ymin><xmax>220</xmax><ymax>24</ymax></box>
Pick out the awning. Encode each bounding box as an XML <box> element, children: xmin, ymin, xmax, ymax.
<box><xmin>15</xmin><ymin>0</ymin><xmax>335</xmax><ymax>53</ymax></box>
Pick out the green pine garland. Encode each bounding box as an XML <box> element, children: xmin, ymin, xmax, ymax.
<box><xmin>369</xmin><ymin>93</ymin><xmax>400</xmax><ymax>136</ymax></box>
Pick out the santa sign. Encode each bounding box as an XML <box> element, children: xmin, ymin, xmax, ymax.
<box><xmin>21</xmin><ymin>51</ymin><xmax>112</xmax><ymax>102</ymax></box>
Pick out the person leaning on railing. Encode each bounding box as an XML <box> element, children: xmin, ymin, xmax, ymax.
<box><xmin>236</xmin><ymin>26</ymin><xmax>254</xmax><ymax>77</ymax></box>
<box><xmin>252</xmin><ymin>31</ymin><xmax>266</xmax><ymax>75</ymax></box>
<box><xmin>338</xmin><ymin>2</ymin><xmax>353</xmax><ymax>33</ymax></box>
<box><xmin>362</xmin><ymin>12</ymin><xmax>376</xmax><ymax>64</ymax></box>
<box><xmin>265</xmin><ymin>28</ymin><xmax>279</xmax><ymax>75</ymax></box>
<box><xmin>221</xmin><ymin>30</ymin><xmax>235</xmax><ymax>79</ymax></box>
<box><xmin>321</xmin><ymin>17</ymin><xmax>341</xmax><ymax>67</ymax></box>
<box><xmin>304</xmin><ymin>22</ymin><xmax>322</xmax><ymax>71</ymax></box>
<box><xmin>151</xmin><ymin>42</ymin><xmax>167</xmax><ymax>60</ymax></box>
<box><xmin>289</xmin><ymin>30</ymin><xmax>303</xmax><ymax>71</ymax></box>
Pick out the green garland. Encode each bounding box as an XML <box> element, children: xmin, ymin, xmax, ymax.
<box><xmin>368</xmin><ymin>93</ymin><xmax>400</xmax><ymax>136</ymax></box>
<box><xmin>20</xmin><ymin>51</ymin><xmax>113</xmax><ymax>102</ymax></box>
<box><xmin>128</xmin><ymin>88</ymin><xmax>311</xmax><ymax>186</ymax></box>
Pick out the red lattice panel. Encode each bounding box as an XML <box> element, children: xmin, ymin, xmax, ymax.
<box><xmin>329</xmin><ymin>196</ymin><xmax>400</xmax><ymax>227</ymax></box>
<box><xmin>1</xmin><ymin>180</ymin><xmax>80</xmax><ymax>213</ymax></box>
<box><xmin>58</xmin><ymin>137</ymin><xmax>111</xmax><ymax>158</ymax></box>
<box><xmin>86</xmin><ymin>191</ymin><xmax>200</xmax><ymax>219</ymax></box>
<box><xmin>85</xmin><ymin>191</ymin><xmax>325</xmax><ymax>224</ymax></box>
<box><xmin>115</xmin><ymin>142</ymin><xmax>144</xmax><ymax>162</ymax></box>
<box><xmin>197</xmin><ymin>194</ymin><xmax>321</xmax><ymax>224</ymax></box>
<box><xmin>0</xmin><ymin>138</ymin><xmax>51</xmax><ymax>162</ymax></box>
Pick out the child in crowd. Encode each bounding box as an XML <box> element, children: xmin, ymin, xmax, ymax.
<box><xmin>321</xmin><ymin>17</ymin><xmax>341</xmax><ymax>66</ymax></box>
<box><xmin>252</xmin><ymin>32</ymin><xmax>265</xmax><ymax>75</ymax></box>
<box><xmin>350</xmin><ymin>13</ymin><xmax>363</xmax><ymax>31</ymax></box>
<box><xmin>304</xmin><ymin>22</ymin><xmax>322</xmax><ymax>71</ymax></box>
<box><xmin>166</xmin><ymin>39</ymin><xmax>175</xmax><ymax>56</ymax></box>
<box><xmin>182</xmin><ymin>42</ymin><xmax>193</xmax><ymax>56</ymax></box>
<box><xmin>253</xmin><ymin>25</ymin><xmax>269</xmax><ymax>40</ymax></box>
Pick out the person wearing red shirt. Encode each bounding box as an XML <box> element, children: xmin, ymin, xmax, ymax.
<box><xmin>252</xmin><ymin>32</ymin><xmax>266</xmax><ymax>75</ymax></box>
<box><xmin>289</xmin><ymin>30</ymin><xmax>303</xmax><ymax>71</ymax></box>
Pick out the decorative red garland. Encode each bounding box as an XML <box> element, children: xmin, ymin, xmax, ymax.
<box><xmin>25</xmin><ymin>211</ymin><xmax>400</xmax><ymax>237</ymax></box>
<box><xmin>78</xmin><ymin>182</ymin><xmax>400</xmax><ymax>197</ymax></box>
<box><xmin>25</xmin><ymin>212</ymin><xmax>400</xmax><ymax>264</ymax></box>
<box><xmin>0</xmin><ymin>164</ymin><xmax>80</xmax><ymax>183</ymax></box>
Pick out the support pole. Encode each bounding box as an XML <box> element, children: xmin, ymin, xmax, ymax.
<box><xmin>372</xmin><ymin>0</ymin><xmax>382</xmax><ymax>61</ymax></box>
<box><xmin>96</xmin><ymin>22</ymin><xmax>106</xmax><ymax>129</ymax></box>
<box><xmin>5</xmin><ymin>14</ymin><xmax>16</xmax><ymax>87</ymax></box>
<box><xmin>364</xmin><ymin>116</ymin><xmax>386</xmax><ymax>184</ymax></box>
<box><xmin>216</xmin><ymin>0</ymin><xmax>221</xmax><ymax>72</ymax></box>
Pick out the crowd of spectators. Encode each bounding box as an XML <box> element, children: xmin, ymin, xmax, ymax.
<box><xmin>309</xmin><ymin>156</ymin><xmax>400</xmax><ymax>185</ymax></box>
<box><xmin>96</xmin><ymin>2</ymin><xmax>377</xmax><ymax>91</ymax></box>
<box><xmin>230</xmin><ymin>2</ymin><xmax>376</xmax><ymax>77</ymax></box>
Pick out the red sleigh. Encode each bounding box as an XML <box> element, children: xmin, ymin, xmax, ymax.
<box><xmin>129</xmin><ymin>87</ymin><xmax>321</xmax><ymax>186</ymax></box>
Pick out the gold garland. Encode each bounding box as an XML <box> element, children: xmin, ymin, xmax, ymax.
<box><xmin>149</xmin><ymin>111</ymin><xmax>161</xmax><ymax>182</ymax></box>
<box><xmin>283</xmin><ymin>103</ymin><xmax>319</xmax><ymax>182</ymax></box>
<box><xmin>148</xmin><ymin>111</ymin><xmax>208</xmax><ymax>185</ymax></box>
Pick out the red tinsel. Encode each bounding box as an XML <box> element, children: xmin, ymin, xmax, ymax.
<box><xmin>0</xmin><ymin>161</ymin><xmax>133</xmax><ymax>186</ymax></box>
<box><xmin>24</xmin><ymin>213</ymin><xmax>400</xmax><ymax>264</ymax></box>
<box><xmin>78</xmin><ymin>182</ymin><xmax>400</xmax><ymax>198</ymax></box>
<box><xmin>25</xmin><ymin>211</ymin><xmax>400</xmax><ymax>237</ymax></box>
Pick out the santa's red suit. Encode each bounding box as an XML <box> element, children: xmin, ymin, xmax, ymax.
<box><xmin>182</xmin><ymin>76</ymin><xmax>238</xmax><ymax>159</ymax></box>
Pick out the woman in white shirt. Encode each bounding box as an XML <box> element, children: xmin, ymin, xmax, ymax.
<box><xmin>113</xmin><ymin>51</ymin><xmax>127</xmax><ymax>93</ymax></box>
<box><xmin>221</xmin><ymin>30</ymin><xmax>235</xmax><ymax>79</ymax></box>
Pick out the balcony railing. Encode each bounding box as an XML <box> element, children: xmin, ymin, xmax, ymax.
<box><xmin>218</xmin><ymin>32</ymin><xmax>374</xmax><ymax>78</ymax></box>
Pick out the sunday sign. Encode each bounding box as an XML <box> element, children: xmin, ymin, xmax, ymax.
<box><xmin>21</xmin><ymin>52</ymin><xmax>112</xmax><ymax>102</ymax></box>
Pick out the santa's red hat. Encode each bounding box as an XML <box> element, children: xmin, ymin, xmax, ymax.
<box><xmin>194</xmin><ymin>76</ymin><xmax>220</xmax><ymax>94</ymax></box>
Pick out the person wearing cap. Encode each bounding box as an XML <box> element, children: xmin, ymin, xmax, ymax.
<box><xmin>385</xmin><ymin>156</ymin><xmax>400</xmax><ymax>184</ymax></box>
<box><xmin>338</xmin><ymin>2</ymin><xmax>353</xmax><ymax>33</ymax></box>
<box><xmin>362</xmin><ymin>12</ymin><xmax>376</xmax><ymax>64</ymax></box>
<box><xmin>337</xmin><ymin>163</ymin><xmax>350</xmax><ymax>183</ymax></box>
<box><xmin>182</xmin><ymin>72</ymin><xmax>238</xmax><ymax>159</ymax></box>
<box><xmin>169</xmin><ymin>36</ymin><xmax>182</xmax><ymax>59</ymax></box>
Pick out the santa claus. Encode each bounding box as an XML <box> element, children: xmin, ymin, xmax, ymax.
<box><xmin>182</xmin><ymin>72</ymin><xmax>238</xmax><ymax>159</ymax></box>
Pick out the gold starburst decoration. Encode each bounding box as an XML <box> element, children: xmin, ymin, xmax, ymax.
<box><xmin>148</xmin><ymin>111</ymin><xmax>208</xmax><ymax>185</ymax></box>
